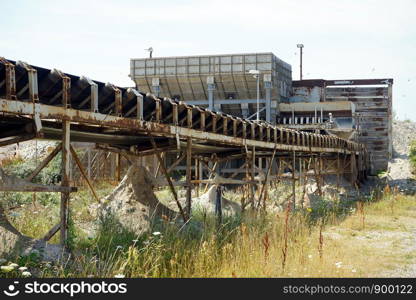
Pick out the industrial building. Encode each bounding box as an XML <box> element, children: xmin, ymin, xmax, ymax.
<box><xmin>130</xmin><ymin>52</ymin><xmax>392</xmax><ymax>173</ymax></box>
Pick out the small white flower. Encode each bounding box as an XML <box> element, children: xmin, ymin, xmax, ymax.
<box><xmin>152</xmin><ymin>232</ymin><xmax>161</xmax><ymax>236</ymax></box>
<box><xmin>116</xmin><ymin>245</ymin><xmax>123</xmax><ymax>250</ymax></box>
<box><xmin>335</xmin><ymin>262</ymin><xmax>342</xmax><ymax>268</ymax></box>
<box><xmin>18</xmin><ymin>267</ymin><xmax>28</xmax><ymax>272</ymax></box>
<box><xmin>9</xmin><ymin>263</ymin><xmax>18</xmax><ymax>269</ymax></box>
<box><xmin>21</xmin><ymin>271</ymin><xmax>31</xmax><ymax>277</ymax></box>
<box><xmin>132</xmin><ymin>239</ymin><xmax>139</xmax><ymax>243</ymax></box>
<box><xmin>1</xmin><ymin>266</ymin><xmax>14</xmax><ymax>273</ymax></box>
<box><xmin>114</xmin><ymin>274</ymin><xmax>125</xmax><ymax>278</ymax></box>
<box><xmin>308</xmin><ymin>254</ymin><xmax>313</xmax><ymax>259</ymax></box>
<box><xmin>352</xmin><ymin>269</ymin><xmax>357</xmax><ymax>273</ymax></box>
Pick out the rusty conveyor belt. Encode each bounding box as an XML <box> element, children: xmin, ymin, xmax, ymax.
<box><xmin>0</xmin><ymin>57</ymin><xmax>367</xmax><ymax>159</ymax></box>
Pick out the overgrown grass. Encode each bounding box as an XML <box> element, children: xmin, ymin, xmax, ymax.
<box><xmin>1</xmin><ymin>156</ymin><xmax>416</xmax><ymax>278</ymax></box>
<box><xmin>2</xmin><ymin>182</ymin><xmax>415</xmax><ymax>278</ymax></box>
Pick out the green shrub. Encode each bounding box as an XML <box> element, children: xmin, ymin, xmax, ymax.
<box><xmin>1</xmin><ymin>154</ymin><xmax>62</xmax><ymax>207</ymax></box>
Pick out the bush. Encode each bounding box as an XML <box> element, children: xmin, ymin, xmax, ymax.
<box><xmin>1</xmin><ymin>154</ymin><xmax>62</xmax><ymax>207</ymax></box>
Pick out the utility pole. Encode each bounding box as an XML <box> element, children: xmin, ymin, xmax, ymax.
<box><xmin>297</xmin><ymin>44</ymin><xmax>304</xmax><ymax>80</ymax></box>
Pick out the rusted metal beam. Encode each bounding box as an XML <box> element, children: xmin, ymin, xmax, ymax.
<box><xmin>166</xmin><ymin>152</ymin><xmax>186</xmax><ymax>174</ymax></box>
<box><xmin>69</xmin><ymin>145</ymin><xmax>100</xmax><ymax>203</ymax></box>
<box><xmin>115</xmin><ymin>153</ymin><xmax>121</xmax><ymax>181</ymax></box>
<box><xmin>0</xmin><ymin>57</ymin><xmax>16</xmax><ymax>100</ymax></box>
<box><xmin>0</xmin><ymin>134</ymin><xmax>35</xmax><ymax>147</ymax></box>
<box><xmin>26</xmin><ymin>143</ymin><xmax>62</xmax><ymax>182</ymax></box>
<box><xmin>147</xmin><ymin>133</ymin><xmax>187</xmax><ymax>223</ymax></box>
<box><xmin>258</xmin><ymin>146</ymin><xmax>277</xmax><ymax>210</ymax></box>
<box><xmin>95</xmin><ymin>144</ymin><xmax>176</xmax><ymax>158</ymax></box>
<box><xmin>186</xmin><ymin>137</ymin><xmax>192</xmax><ymax>219</ymax></box>
<box><xmin>60</xmin><ymin>120</ymin><xmax>70</xmax><ymax>247</ymax></box>
<box><xmin>203</xmin><ymin>160</ymin><xmax>218</xmax><ymax>193</ymax></box>
<box><xmin>0</xmin><ymin>99</ymin><xmax>358</xmax><ymax>155</ymax></box>
<box><xmin>0</xmin><ymin>166</ymin><xmax>76</xmax><ymax>193</ymax></box>
<box><xmin>0</xmin><ymin>183</ymin><xmax>76</xmax><ymax>193</ymax></box>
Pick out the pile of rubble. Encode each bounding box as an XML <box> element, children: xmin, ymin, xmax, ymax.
<box><xmin>387</xmin><ymin>120</ymin><xmax>416</xmax><ymax>192</ymax></box>
<box><xmin>89</xmin><ymin>166</ymin><xmax>178</xmax><ymax>236</ymax></box>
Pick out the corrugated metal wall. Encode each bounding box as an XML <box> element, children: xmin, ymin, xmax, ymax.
<box><xmin>325</xmin><ymin>85</ymin><xmax>392</xmax><ymax>173</ymax></box>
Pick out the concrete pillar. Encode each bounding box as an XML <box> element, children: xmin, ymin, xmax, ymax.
<box><xmin>152</xmin><ymin>77</ymin><xmax>160</xmax><ymax>97</ymax></box>
<box><xmin>241</xmin><ymin>103</ymin><xmax>249</xmax><ymax>119</ymax></box>
<box><xmin>207</xmin><ymin>76</ymin><xmax>215</xmax><ymax>111</ymax></box>
<box><xmin>264</xmin><ymin>74</ymin><xmax>274</xmax><ymax>124</ymax></box>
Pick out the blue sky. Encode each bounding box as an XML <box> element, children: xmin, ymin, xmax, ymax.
<box><xmin>1</xmin><ymin>0</ymin><xmax>415</xmax><ymax>120</ymax></box>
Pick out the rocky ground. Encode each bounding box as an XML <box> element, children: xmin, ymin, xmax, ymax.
<box><xmin>387</xmin><ymin>120</ymin><xmax>416</xmax><ymax>192</ymax></box>
<box><xmin>0</xmin><ymin>140</ymin><xmax>57</xmax><ymax>162</ymax></box>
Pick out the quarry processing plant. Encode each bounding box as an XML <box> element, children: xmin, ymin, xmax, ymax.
<box><xmin>130</xmin><ymin>52</ymin><xmax>392</xmax><ymax>173</ymax></box>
